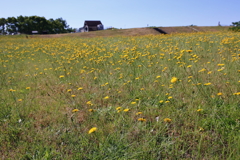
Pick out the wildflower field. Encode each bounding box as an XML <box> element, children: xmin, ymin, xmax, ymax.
<box><xmin>0</xmin><ymin>31</ymin><xmax>240</xmax><ymax>159</ymax></box>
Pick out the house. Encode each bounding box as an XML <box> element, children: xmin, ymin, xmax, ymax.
<box><xmin>80</xmin><ymin>20</ymin><xmax>104</xmax><ymax>32</ymax></box>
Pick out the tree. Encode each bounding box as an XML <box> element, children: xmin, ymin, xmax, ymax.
<box><xmin>229</xmin><ymin>21</ymin><xmax>240</xmax><ymax>32</ymax></box>
<box><xmin>6</xmin><ymin>17</ymin><xmax>17</xmax><ymax>33</ymax></box>
<box><xmin>0</xmin><ymin>18</ymin><xmax>6</xmax><ymax>34</ymax></box>
<box><xmin>0</xmin><ymin>16</ymin><xmax>72</xmax><ymax>34</ymax></box>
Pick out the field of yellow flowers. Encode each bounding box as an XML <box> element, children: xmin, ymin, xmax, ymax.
<box><xmin>0</xmin><ymin>32</ymin><xmax>240</xmax><ymax>159</ymax></box>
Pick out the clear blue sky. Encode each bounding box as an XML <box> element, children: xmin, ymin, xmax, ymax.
<box><xmin>1</xmin><ymin>0</ymin><xmax>239</xmax><ymax>29</ymax></box>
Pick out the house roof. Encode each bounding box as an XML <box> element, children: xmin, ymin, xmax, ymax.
<box><xmin>84</xmin><ymin>21</ymin><xmax>102</xmax><ymax>26</ymax></box>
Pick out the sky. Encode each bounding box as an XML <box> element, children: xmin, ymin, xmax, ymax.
<box><xmin>1</xmin><ymin>0</ymin><xmax>239</xmax><ymax>29</ymax></box>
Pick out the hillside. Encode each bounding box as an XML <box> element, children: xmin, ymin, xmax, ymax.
<box><xmin>158</xmin><ymin>26</ymin><xmax>230</xmax><ymax>34</ymax></box>
<box><xmin>33</xmin><ymin>26</ymin><xmax>230</xmax><ymax>38</ymax></box>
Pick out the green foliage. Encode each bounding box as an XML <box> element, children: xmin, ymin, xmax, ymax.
<box><xmin>229</xmin><ymin>21</ymin><xmax>240</xmax><ymax>32</ymax></box>
<box><xmin>0</xmin><ymin>15</ymin><xmax>71</xmax><ymax>34</ymax></box>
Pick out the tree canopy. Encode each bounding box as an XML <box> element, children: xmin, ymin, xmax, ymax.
<box><xmin>229</xmin><ymin>21</ymin><xmax>240</xmax><ymax>32</ymax></box>
<box><xmin>0</xmin><ymin>16</ymin><xmax>74</xmax><ymax>34</ymax></box>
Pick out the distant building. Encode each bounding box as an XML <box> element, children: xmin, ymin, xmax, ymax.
<box><xmin>80</xmin><ymin>20</ymin><xmax>104</xmax><ymax>32</ymax></box>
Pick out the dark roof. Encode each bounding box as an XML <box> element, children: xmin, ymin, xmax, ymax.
<box><xmin>84</xmin><ymin>21</ymin><xmax>102</xmax><ymax>26</ymax></box>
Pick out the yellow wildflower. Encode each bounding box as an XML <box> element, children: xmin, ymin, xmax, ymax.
<box><xmin>204</xmin><ymin>83</ymin><xmax>211</xmax><ymax>86</ymax></box>
<box><xmin>116</xmin><ymin>107</ymin><xmax>122</xmax><ymax>111</ymax></box>
<box><xmin>159</xmin><ymin>100</ymin><xmax>164</xmax><ymax>103</ymax></box>
<box><xmin>88</xmin><ymin>109</ymin><xmax>95</xmax><ymax>112</ymax></box>
<box><xmin>233</xmin><ymin>92</ymin><xmax>240</xmax><ymax>95</ymax></box>
<box><xmin>217</xmin><ymin>92</ymin><xmax>223</xmax><ymax>96</ymax></box>
<box><xmin>164</xmin><ymin>118</ymin><xmax>172</xmax><ymax>123</ymax></box>
<box><xmin>123</xmin><ymin>109</ymin><xmax>130</xmax><ymax>112</ymax></box>
<box><xmin>197</xmin><ymin>109</ymin><xmax>203</xmax><ymax>112</ymax></box>
<box><xmin>131</xmin><ymin>102</ymin><xmax>136</xmax><ymax>104</ymax></box>
<box><xmin>136</xmin><ymin>112</ymin><xmax>143</xmax><ymax>115</ymax></box>
<box><xmin>72</xmin><ymin>109</ymin><xmax>79</xmax><ymax>113</ymax></box>
<box><xmin>71</xmin><ymin>95</ymin><xmax>76</xmax><ymax>97</ymax></box>
<box><xmin>138</xmin><ymin>118</ymin><xmax>147</xmax><ymax>122</ymax></box>
<box><xmin>26</xmin><ymin>87</ymin><xmax>30</xmax><ymax>89</ymax></box>
<box><xmin>171</xmin><ymin>77</ymin><xmax>178</xmax><ymax>83</ymax></box>
<box><xmin>59</xmin><ymin>75</ymin><xmax>64</xmax><ymax>78</ymax></box>
<box><xmin>88</xmin><ymin>127</ymin><xmax>97</xmax><ymax>134</ymax></box>
<box><xmin>86</xmin><ymin>101</ymin><xmax>93</xmax><ymax>106</ymax></box>
<box><xmin>103</xmin><ymin>96</ymin><xmax>109</xmax><ymax>100</ymax></box>
<box><xmin>198</xmin><ymin>68</ymin><xmax>206</xmax><ymax>72</ymax></box>
<box><xmin>77</xmin><ymin>87</ymin><xmax>83</xmax><ymax>90</ymax></box>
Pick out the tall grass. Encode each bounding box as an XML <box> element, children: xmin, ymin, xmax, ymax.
<box><xmin>0</xmin><ymin>32</ymin><xmax>240</xmax><ymax>159</ymax></box>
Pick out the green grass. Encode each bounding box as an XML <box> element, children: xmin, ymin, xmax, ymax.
<box><xmin>0</xmin><ymin>31</ymin><xmax>240</xmax><ymax>159</ymax></box>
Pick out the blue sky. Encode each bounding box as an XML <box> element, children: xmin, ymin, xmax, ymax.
<box><xmin>1</xmin><ymin>0</ymin><xmax>239</xmax><ymax>29</ymax></box>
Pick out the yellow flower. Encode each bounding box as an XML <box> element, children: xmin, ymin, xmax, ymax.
<box><xmin>18</xmin><ymin>99</ymin><xmax>23</xmax><ymax>102</ymax></box>
<box><xmin>103</xmin><ymin>96</ymin><xmax>109</xmax><ymax>100</ymax></box>
<box><xmin>131</xmin><ymin>102</ymin><xmax>136</xmax><ymax>104</ymax></box>
<box><xmin>217</xmin><ymin>92</ymin><xmax>223</xmax><ymax>96</ymax></box>
<box><xmin>159</xmin><ymin>100</ymin><xmax>164</xmax><ymax>103</ymax></box>
<box><xmin>72</xmin><ymin>109</ymin><xmax>79</xmax><ymax>113</ymax></box>
<box><xmin>171</xmin><ymin>77</ymin><xmax>178</xmax><ymax>83</ymax></box>
<box><xmin>204</xmin><ymin>83</ymin><xmax>211</xmax><ymax>86</ymax></box>
<box><xmin>116</xmin><ymin>107</ymin><xmax>122</xmax><ymax>111</ymax></box>
<box><xmin>218</xmin><ymin>67</ymin><xmax>225</xmax><ymax>71</ymax></box>
<box><xmin>168</xmin><ymin>96</ymin><xmax>172</xmax><ymax>99</ymax></box>
<box><xmin>187</xmin><ymin>65</ymin><xmax>192</xmax><ymax>68</ymax></box>
<box><xmin>88</xmin><ymin>109</ymin><xmax>95</xmax><ymax>112</ymax></box>
<box><xmin>164</xmin><ymin>118</ymin><xmax>172</xmax><ymax>123</ymax></box>
<box><xmin>86</xmin><ymin>101</ymin><xmax>93</xmax><ymax>106</ymax></box>
<box><xmin>59</xmin><ymin>75</ymin><xmax>64</xmax><ymax>78</ymax></box>
<box><xmin>197</xmin><ymin>109</ymin><xmax>203</xmax><ymax>112</ymax></box>
<box><xmin>136</xmin><ymin>112</ymin><xmax>143</xmax><ymax>115</ymax></box>
<box><xmin>71</xmin><ymin>95</ymin><xmax>76</xmax><ymax>97</ymax></box>
<box><xmin>217</xmin><ymin>64</ymin><xmax>224</xmax><ymax>66</ymax></box>
<box><xmin>67</xmin><ymin>89</ymin><xmax>72</xmax><ymax>92</ymax></box>
<box><xmin>88</xmin><ymin>127</ymin><xmax>97</xmax><ymax>134</ymax></box>
<box><xmin>123</xmin><ymin>109</ymin><xmax>130</xmax><ymax>112</ymax></box>
<box><xmin>156</xmin><ymin>75</ymin><xmax>161</xmax><ymax>78</ymax></box>
<box><xmin>77</xmin><ymin>87</ymin><xmax>83</xmax><ymax>90</ymax></box>
<box><xmin>9</xmin><ymin>89</ymin><xmax>16</xmax><ymax>92</ymax></box>
<box><xmin>198</xmin><ymin>68</ymin><xmax>206</xmax><ymax>72</ymax></box>
<box><xmin>26</xmin><ymin>87</ymin><xmax>30</xmax><ymax>89</ymax></box>
<box><xmin>233</xmin><ymin>92</ymin><xmax>240</xmax><ymax>95</ymax></box>
<box><xmin>138</xmin><ymin>118</ymin><xmax>146</xmax><ymax>122</ymax></box>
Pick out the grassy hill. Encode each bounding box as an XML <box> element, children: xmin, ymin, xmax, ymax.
<box><xmin>32</xmin><ymin>26</ymin><xmax>230</xmax><ymax>38</ymax></box>
<box><xmin>1</xmin><ymin>29</ymin><xmax>240</xmax><ymax>159</ymax></box>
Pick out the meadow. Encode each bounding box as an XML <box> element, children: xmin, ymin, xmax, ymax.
<box><xmin>0</xmin><ymin>31</ymin><xmax>240</xmax><ymax>159</ymax></box>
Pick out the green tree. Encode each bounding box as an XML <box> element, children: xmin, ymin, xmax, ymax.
<box><xmin>229</xmin><ymin>21</ymin><xmax>240</xmax><ymax>32</ymax></box>
<box><xmin>0</xmin><ymin>16</ymin><xmax>72</xmax><ymax>34</ymax></box>
<box><xmin>6</xmin><ymin>17</ymin><xmax>17</xmax><ymax>33</ymax></box>
<box><xmin>0</xmin><ymin>18</ymin><xmax>6</xmax><ymax>34</ymax></box>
